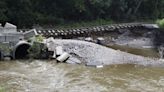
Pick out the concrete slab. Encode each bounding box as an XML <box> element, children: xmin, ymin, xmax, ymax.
<box><xmin>3</xmin><ymin>22</ymin><xmax>17</xmax><ymax>33</ymax></box>
<box><xmin>24</xmin><ymin>29</ymin><xmax>38</xmax><ymax>39</ymax></box>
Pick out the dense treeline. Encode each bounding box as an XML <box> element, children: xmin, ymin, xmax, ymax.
<box><xmin>0</xmin><ymin>0</ymin><xmax>164</xmax><ymax>28</ymax></box>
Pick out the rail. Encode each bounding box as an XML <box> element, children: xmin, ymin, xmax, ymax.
<box><xmin>17</xmin><ymin>23</ymin><xmax>157</xmax><ymax>38</ymax></box>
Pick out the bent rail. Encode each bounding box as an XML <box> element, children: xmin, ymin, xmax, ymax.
<box><xmin>18</xmin><ymin>23</ymin><xmax>157</xmax><ymax>38</ymax></box>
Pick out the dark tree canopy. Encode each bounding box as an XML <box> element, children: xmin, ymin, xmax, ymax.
<box><xmin>0</xmin><ymin>0</ymin><xmax>163</xmax><ymax>28</ymax></box>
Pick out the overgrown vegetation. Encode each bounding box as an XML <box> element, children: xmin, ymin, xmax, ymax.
<box><xmin>28</xmin><ymin>35</ymin><xmax>47</xmax><ymax>59</ymax></box>
<box><xmin>0</xmin><ymin>43</ymin><xmax>11</xmax><ymax>54</ymax></box>
<box><xmin>28</xmin><ymin>42</ymin><xmax>41</xmax><ymax>58</ymax></box>
<box><xmin>0</xmin><ymin>0</ymin><xmax>163</xmax><ymax>28</ymax></box>
<box><xmin>156</xmin><ymin>19</ymin><xmax>164</xmax><ymax>28</ymax></box>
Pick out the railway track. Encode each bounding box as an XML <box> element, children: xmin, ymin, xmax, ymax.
<box><xmin>17</xmin><ymin>23</ymin><xmax>158</xmax><ymax>38</ymax></box>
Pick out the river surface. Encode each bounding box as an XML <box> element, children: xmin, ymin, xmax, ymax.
<box><xmin>0</xmin><ymin>60</ymin><xmax>164</xmax><ymax>92</ymax></box>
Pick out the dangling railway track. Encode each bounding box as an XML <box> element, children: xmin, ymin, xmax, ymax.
<box><xmin>17</xmin><ymin>23</ymin><xmax>158</xmax><ymax>38</ymax></box>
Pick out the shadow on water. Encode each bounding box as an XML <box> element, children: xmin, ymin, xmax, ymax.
<box><xmin>108</xmin><ymin>44</ymin><xmax>159</xmax><ymax>58</ymax></box>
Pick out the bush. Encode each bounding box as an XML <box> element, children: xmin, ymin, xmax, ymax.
<box><xmin>27</xmin><ymin>35</ymin><xmax>47</xmax><ymax>59</ymax></box>
<box><xmin>35</xmin><ymin>35</ymin><xmax>45</xmax><ymax>42</ymax></box>
<box><xmin>156</xmin><ymin>19</ymin><xmax>164</xmax><ymax>28</ymax></box>
<box><xmin>28</xmin><ymin>42</ymin><xmax>41</xmax><ymax>59</ymax></box>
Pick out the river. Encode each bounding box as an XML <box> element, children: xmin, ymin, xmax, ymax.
<box><xmin>0</xmin><ymin>60</ymin><xmax>164</xmax><ymax>92</ymax></box>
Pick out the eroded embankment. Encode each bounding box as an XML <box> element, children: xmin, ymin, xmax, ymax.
<box><xmin>46</xmin><ymin>39</ymin><xmax>164</xmax><ymax>67</ymax></box>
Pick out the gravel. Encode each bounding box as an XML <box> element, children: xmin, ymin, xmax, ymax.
<box><xmin>45</xmin><ymin>38</ymin><xmax>164</xmax><ymax>67</ymax></box>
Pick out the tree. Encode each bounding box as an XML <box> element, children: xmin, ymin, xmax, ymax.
<box><xmin>0</xmin><ymin>0</ymin><xmax>163</xmax><ymax>28</ymax></box>
<box><xmin>0</xmin><ymin>0</ymin><xmax>8</xmax><ymax>23</ymax></box>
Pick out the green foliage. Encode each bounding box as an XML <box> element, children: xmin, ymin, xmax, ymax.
<box><xmin>28</xmin><ymin>35</ymin><xmax>45</xmax><ymax>43</ymax></box>
<box><xmin>0</xmin><ymin>86</ymin><xmax>5</xmax><ymax>92</ymax></box>
<box><xmin>28</xmin><ymin>42</ymin><xmax>47</xmax><ymax>59</ymax></box>
<box><xmin>28</xmin><ymin>35</ymin><xmax>46</xmax><ymax>59</ymax></box>
<box><xmin>35</xmin><ymin>35</ymin><xmax>45</xmax><ymax>42</ymax></box>
<box><xmin>28</xmin><ymin>42</ymin><xmax>41</xmax><ymax>59</ymax></box>
<box><xmin>156</xmin><ymin>19</ymin><xmax>164</xmax><ymax>28</ymax></box>
<box><xmin>0</xmin><ymin>43</ymin><xmax>11</xmax><ymax>54</ymax></box>
<box><xmin>0</xmin><ymin>0</ymin><xmax>163</xmax><ymax>28</ymax></box>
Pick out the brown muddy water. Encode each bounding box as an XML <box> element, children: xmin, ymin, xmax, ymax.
<box><xmin>0</xmin><ymin>60</ymin><xmax>164</xmax><ymax>92</ymax></box>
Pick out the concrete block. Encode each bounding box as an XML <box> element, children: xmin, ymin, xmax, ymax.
<box><xmin>0</xmin><ymin>36</ymin><xmax>6</xmax><ymax>42</ymax></box>
<box><xmin>4</xmin><ymin>33</ymin><xmax>24</xmax><ymax>42</ymax></box>
<box><xmin>57</xmin><ymin>52</ymin><xmax>70</xmax><ymax>62</ymax></box>
<box><xmin>52</xmin><ymin>50</ymin><xmax>56</xmax><ymax>59</ymax></box>
<box><xmin>85</xmin><ymin>37</ymin><xmax>93</xmax><ymax>42</ymax></box>
<box><xmin>3</xmin><ymin>22</ymin><xmax>17</xmax><ymax>33</ymax></box>
<box><xmin>56</xmin><ymin>46</ymin><xmax>63</xmax><ymax>56</ymax></box>
<box><xmin>96</xmin><ymin>37</ymin><xmax>105</xmax><ymax>44</ymax></box>
<box><xmin>24</xmin><ymin>29</ymin><xmax>38</xmax><ymax>39</ymax></box>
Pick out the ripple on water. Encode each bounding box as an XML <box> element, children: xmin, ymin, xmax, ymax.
<box><xmin>0</xmin><ymin>61</ymin><xmax>164</xmax><ymax>92</ymax></box>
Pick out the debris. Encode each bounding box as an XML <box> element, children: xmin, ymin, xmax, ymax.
<box><xmin>56</xmin><ymin>46</ymin><xmax>63</xmax><ymax>56</ymax></box>
<box><xmin>86</xmin><ymin>61</ymin><xmax>104</xmax><ymax>68</ymax></box>
<box><xmin>24</xmin><ymin>29</ymin><xmax>38</xmax><ymax>39</ymax></box>
<box><xmin>52</xmin><ymin>50</ymin><xmax>56</xmax><ymax>59</ymax></box>
<box><xmin>96</xmin><ymin>65</ymin><xmax>104</xmax><ymax>68</ymax></box>
<box><xmin>66</xmin><ymin>56</ymin><xmax>81</xmax><ymax>64</ymax></box>
<box><xmin>142</xmin><ymin>24</ymin><xmax>159</xmax><ymax>29</ymax></box>
<box><xmin>96</xmin><ymin>37</ymin><xmax>105</xmax><ymax>45</ymax></box>
<box><xmin>56</xmin><ymin>52</ymin><xmax>70</xmax><ymax>62</ymax></box>
<box><xmin>159</xmin><ymin>59</ymin><xmax>164</xmax><ymax>62</ymax></box>
<box><xmin>142</xmin><ymin>46</ymin><xmax>154</xmax><ymax>49</ymax></box>
<box><xmin>158</xmin><ymin>45</ymin><xmax>164</xmax><ymax>59</ymax></box>
<box><xmin>46</xmin><ymin>38</ymin><xmax>56</xmax><ymax>51</ymax></box>
<box><xmin>45</xmin><ymin>39</ymin><xmax>164</xmax><ymax>67</ymax></box>
<box><xmin>85</xmin><ymin>37</ymin><xmax>93</xmax><ymax>42</ymax></box>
